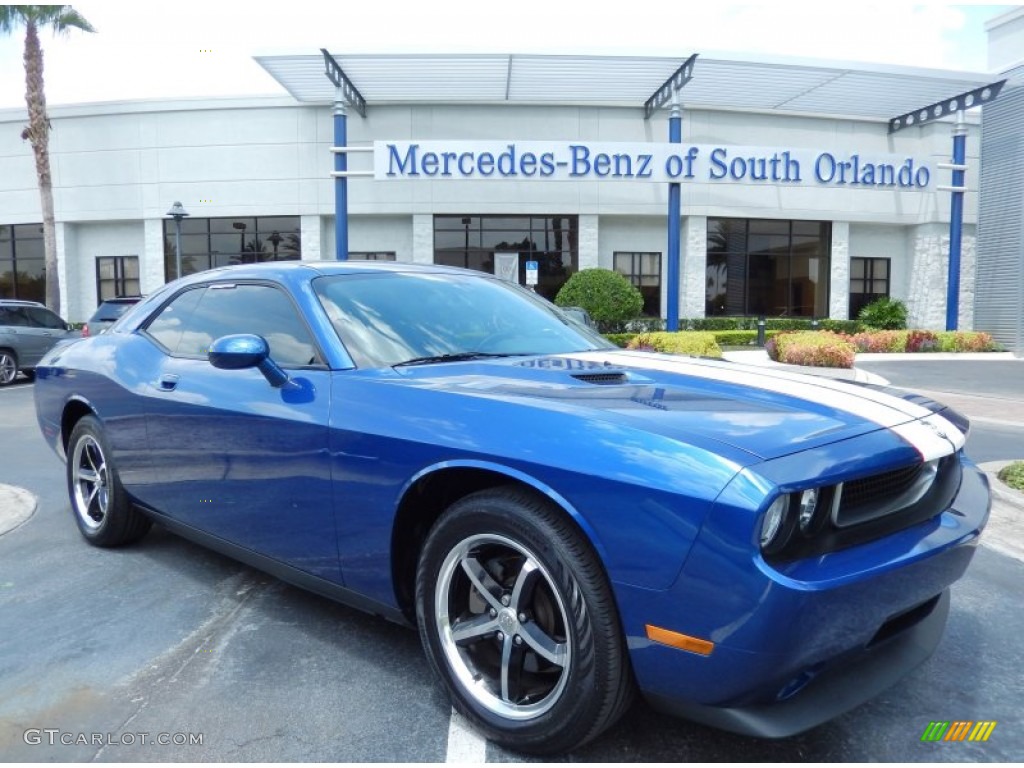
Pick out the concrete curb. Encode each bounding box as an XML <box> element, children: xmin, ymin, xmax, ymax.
<box><xmin>978</xmin><ymin>462</ymin><xmax>1024</xmax><ymax>562</ymax></box>
<box><xmin>0</xmin><ymin>483</ymin><xmax>37</xmax><ymax>536</ymax></box>
<box><xmin>721</xmin><ymin>350</ymin><xmax>890</xmax><ymax>385</ymax></box>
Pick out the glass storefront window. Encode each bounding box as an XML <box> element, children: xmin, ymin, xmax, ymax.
<box><xmin>433</xmin><ymin>215</ymin><xmax>579</xmax><ymax>302</ymax></box>
<box><xmin>163</xmin><ymin>216</ymin><xmax>301</xmax><ymax>282</ymax></box>
<box><xmin>0</xmin><ymin>223</ymin><xmax>45</xmax><ymax>303</ymax></box>
<box><xmin>706</xmin><ymin>218</ymin><xmax>830</xmax><ymax>317</ymax></box>
<box><xmin>613</xmin><ymin>252</ymin><xmax>661</xmax><ymax>316</ymax></box>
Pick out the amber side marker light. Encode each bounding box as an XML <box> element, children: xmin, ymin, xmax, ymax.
<box><xmin>645</xmin><ymin>624</ymin><xmax>715</xmax><ymax>656</ymax></box>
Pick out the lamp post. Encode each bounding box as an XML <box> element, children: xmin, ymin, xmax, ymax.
<box><xmin>268</xmin><ymin>230</ymin><xmax>282</xmax><ymax>261</ymax></box>
<box><xmin>232</xmin><ymin>221</ymin><xmax>247</xmax><ymax>263</ymax></box>
<box><xmin>166</xmin><ymin>201</ymin><xmax>190</xmax><ymax>280</ymax></box>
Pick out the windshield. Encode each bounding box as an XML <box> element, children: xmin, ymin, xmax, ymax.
<box><xmin>313</xmin><ymin>271</ymin><xmax>612</xmax><ymax>369</ymax></box>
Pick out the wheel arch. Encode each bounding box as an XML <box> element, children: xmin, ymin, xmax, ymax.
<box><xmin>390</xmin><ymin>460</ymin><xmax>610</xmax><ymax>624</ymax></box>
<box><xmin>60</xmin><ymin>397</ymin><xmax>98</xmax><ymax>455</ymax></box>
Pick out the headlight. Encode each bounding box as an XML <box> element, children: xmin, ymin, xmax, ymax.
<box><xmin>798</xmin><ymin>488</ymin><xmax>819</xmax><ymax>533</ymax></box>
<box><xmin>760</xmin><ymin>495</ymin><xmax>791</xmax><ymax>552</ymax></box>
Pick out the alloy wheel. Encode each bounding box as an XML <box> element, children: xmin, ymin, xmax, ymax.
<box><xmin>434</xmin><ymin>533</ymin><xmax>571</xmax><ymax>720</ymax></box>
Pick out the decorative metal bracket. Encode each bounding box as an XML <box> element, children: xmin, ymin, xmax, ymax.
<box><xmin>644</xmin><ymin>53</ymin><xmax>698</xmax><ymax>119</ymax></box>
<box><xmin>888</xmin><ymin>80</ymin><xmax>1005</xmax><ymax>133</ymax></box>
<box><xmin>321</xmin><ymin>48</ymin><xmax>367</xmax><ymax>117</ymax></box>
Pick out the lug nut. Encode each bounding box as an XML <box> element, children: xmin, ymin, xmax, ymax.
<box><xmin>496</xmin><ymin>631</ymin><xmax>504</xmax><ymax>641</ymax></box>
<box><xmin>501</xmin><ymin>594</ymin><xmax>511</xmax><ymax>606</ymax></box>
<box><xmin>514</xmin><ymin>635</ymin><xmax>523</xmax><ymax>646</ymax></box>
<box><xmin>518</xmin><ymin>613</ymin><xmax>527</xmax><ymax>623</ymax></box>
<box><xmin>489</xmin><ymin>608</ymin><xmax>497</xmax><ymax>618</ymax></box>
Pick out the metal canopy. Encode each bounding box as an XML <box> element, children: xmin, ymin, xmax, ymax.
<box><xmin>254</xmin><ymin>52</ymin><xmax>995</xmax><ymax>120</ymax></box>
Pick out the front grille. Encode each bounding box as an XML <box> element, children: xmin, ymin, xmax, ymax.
<box><xmin>842</xmin><ymin>465</ymin><xmax>923</xmax><ymax>510</ymax></box>
<box><xmin>571</xmin><ymin>372</ymin><xmax>628</xmax><ymax>385</ymax></box>
<box><xmin>834</xmin><ymin>461</ymin><xmax>940</xmax><ymax>528</ymax></box>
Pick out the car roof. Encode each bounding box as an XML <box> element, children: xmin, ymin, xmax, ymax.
<box><xmin>0</xmin><ymin>299</ymin><xmax>45</xmax><ymax>307</ymax></box>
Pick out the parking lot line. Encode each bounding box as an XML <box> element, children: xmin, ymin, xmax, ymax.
<box><xmin>445</xmin><ymin>708</ymin><xmax>487</xmax><ymax>763</ymax></box>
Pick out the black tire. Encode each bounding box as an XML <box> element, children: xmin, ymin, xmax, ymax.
<box><xmin>66</xmin><ymin>415</ymin><xmax>151</xmax><ymax>547</ymax></box>
<box><xmin>0</xmin><ymin>349</ymin><xmax>18</xmax><ymax>386</ymax></box>
<box><xmin>416</xmin><ymin>486</ymin><xmax>633</xmax><ymax>754</ymax></box>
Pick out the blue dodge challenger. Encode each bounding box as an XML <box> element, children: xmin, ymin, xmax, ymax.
<box><xmin>33</xmin><ymin>261</ymin><xmax>989</xmax><ymax>753</ymax></box>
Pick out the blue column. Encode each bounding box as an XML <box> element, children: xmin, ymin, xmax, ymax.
<box><xmin>334</xmin><ymin>92</ymin><xmax>348</xmax><ymax>260</ymax></box>
<box><xmin>945</xmin><ymin>113</ymin><xmax>966</xmax><ymax>331</ymax></box>
<box><xmin>666</xmin><ymin>100</ymin><xmax>682</xmax><ymax>332</ymax></box>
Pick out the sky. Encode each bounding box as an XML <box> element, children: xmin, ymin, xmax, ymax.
<box><xmin>0</xmin><ymin>1</ymin><xmax>1019</xmax><ymax>109</ymax></box>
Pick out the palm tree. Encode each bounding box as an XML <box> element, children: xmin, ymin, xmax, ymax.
<box><xmin>0</xmin><ymin>6</ymin><xmax>95</xmax><ymax>312</ymax></box>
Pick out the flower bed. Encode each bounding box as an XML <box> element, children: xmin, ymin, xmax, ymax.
<box><xmin>766</xmin><ymin>332</ymin><xmax>856</xmax><ymax>369</ymax></box>
<box><xmin>625</xmin><ymin>331</ymin><xmax>722</xmax><ymax>358</ymax></box>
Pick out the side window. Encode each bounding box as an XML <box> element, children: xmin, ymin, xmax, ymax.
<box><xmin>0</xmin><ymin>307</ymin><xmax>29</xmax><ymax>327</ymax></box>
<box><xmin>145</xmin><ymin>283</ymin><xmax>319</xmax><ymax>367</ymax></box>
<box><xmin>25</xmin><ymin>306</ymin><xmax>66</xmax><ymax>329</ymax></box>
<box><xmin>146</xmin><ymin>287</ymin><xmax>207</xmax><ymax>355</ymax></box>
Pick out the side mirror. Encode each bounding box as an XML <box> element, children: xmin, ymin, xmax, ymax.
<box><xmin>208</xmin><ymin>334</ymin><xmax>290</xmax><ymax>388</ymax></box>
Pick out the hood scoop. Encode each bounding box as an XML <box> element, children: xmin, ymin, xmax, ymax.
<box><xmin>571</xmin><ymin>371</ymin><xmax>629</xmax><ymax>385</ymax></box>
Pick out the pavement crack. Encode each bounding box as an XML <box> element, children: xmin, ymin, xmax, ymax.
<box><xmin>90</xmin><ymin>570</ymin><xmax>274</xmax><ymax>761</ymax></box>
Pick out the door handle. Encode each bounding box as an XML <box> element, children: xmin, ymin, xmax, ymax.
<box><xmin>158</xmin><ymin>374</ymin><xmax>179</xmax><ymax>391</ymax></box>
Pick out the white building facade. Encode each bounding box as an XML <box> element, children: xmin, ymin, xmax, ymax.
<box><xmin>0</xmin><ymin>54</ymin><xmax>996</xmax><ymax>335</ymax></box>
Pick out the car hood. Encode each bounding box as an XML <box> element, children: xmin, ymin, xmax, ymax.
<box><xmin>391</xmin><ymin>350</ymin><xmax>966</xmax><ymax>462</ymax></box>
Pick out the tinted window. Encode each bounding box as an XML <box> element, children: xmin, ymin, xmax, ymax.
<box><xmin>314</xmin><ymin>272</ymin><xmax>610</xmax><ymax>369</ymax></box>
<box><xmin>91</xmin><ymin>301</ymin><xmax>138</xmax><ymax>322</ymax></box>
<box><xmin>25</xmin><ymin>306</ymin><xmax>66</xmax><ymax>329</ymax></box>
<box><xmin>0</xmin><ymin>307</ymin><xmax>30</xmax><ymax>327</ymax></box>
<box><xmin>145</xmin><ymin>283</ymin><xmax>319</xmax><ymax>367</ymax></box>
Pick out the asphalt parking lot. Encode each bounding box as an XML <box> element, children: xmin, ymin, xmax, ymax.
<box><xmin>1</xmin><ymin>361</ymin><xmax>1022</xmax><ymax>762</ymax></box>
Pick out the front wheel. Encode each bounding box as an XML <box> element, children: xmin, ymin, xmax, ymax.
<box><xmin>0</xmin><ymin>350</ymin><xmax>18</xmax><ymax>386</ymax></box>
<box><xmin>416</xmin><ymin>487</ymin><xmax>633</xmax><ymax>754</ymax></box>
<box><xmin>66</xmin><ymin>415</ymin><xmax>151</xmax><ymax>547</ymax></box>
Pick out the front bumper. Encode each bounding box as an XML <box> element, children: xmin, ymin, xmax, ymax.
<box><xmin>616</xmin><ymin>458</ymin><xmax>989</xmax><ymax>738</ymax></box>
<box><xmin>645</xmin><ymin>590</ymin><xmax>949</xmax><ymax>738</ymax></box>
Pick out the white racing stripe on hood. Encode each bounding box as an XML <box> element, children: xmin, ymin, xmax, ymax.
<box><xmin>570</xmin><ymin>350</ymin><xmax>965</xmax><ymax>459</ymax></box>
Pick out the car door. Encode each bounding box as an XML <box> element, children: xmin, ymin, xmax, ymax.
<box><xmin>137</xmin><ymin>280</ymin><xmax>339</xmax><ymax>582</ymax></box>
<box><xmin>21</xmin><ymin>306</ymin><xmax>74</xmax><ymax>366</ymax></box>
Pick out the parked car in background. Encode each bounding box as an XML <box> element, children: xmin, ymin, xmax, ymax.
<box><xmin>0</xmin><ymin>299</ymin><xmax>78</xmax><ymax>385</ymax></box>
<box><xmin>82</xmin><ymin>296</ymin><xmax>143</xmax><ymax>337</ymax></box>
<box><xmin>32</xmin><ymin>262</ymin><xmax>989</xmax><ymax>753</ymax></box>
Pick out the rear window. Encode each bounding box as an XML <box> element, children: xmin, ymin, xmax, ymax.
<box><xmin>91</xmin><ymin>300</ymin><xmax>139</xmax><ymax>322</ymax></box>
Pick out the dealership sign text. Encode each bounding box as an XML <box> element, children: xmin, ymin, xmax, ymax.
<box><xmin>375</xmin><ymin>141</ymin><xmax>931</xmax><ymax>188</ymax></box>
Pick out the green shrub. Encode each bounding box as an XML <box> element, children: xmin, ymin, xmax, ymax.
<box><xmin>936</xmin><ymin>331</ymin><xmax>1000</xmax><ymax>352</ymax></box>
<box><xmin>604</xmin><ymin>333</ymin><xmax>637</xmax><ymax>348</ymax></box>
<box><xmin>555</xmin><ymin>269</ymin><xmax>643</xmax><ymax>332</ymax></box>
<box><xmin>677</xmin><ymin>317</ymin><xmax>861</xmax><ymax>334</ymax></box>
<box><xmin>768</xmin><ymin>331</ymin><xmax>856</xmax><ymax>369</ymax></box>
<box><xmin>998</xmin><ymin>461</ymin><xmax>1024</xmax><ymax>491</ymax></box>
<box><xmin>858</xmin><ymin>297</ymin><xmax>908</xmax><ymax>330</ymax></box>
<box><xmin>712</xmin><ymin>330</ymin><xmax>759</xmax><ymax>346</ymax></box>
<box><xmin>626</xmin><ymin>331</ymin><xmax>722</xmax><ymax>358</ymax></box>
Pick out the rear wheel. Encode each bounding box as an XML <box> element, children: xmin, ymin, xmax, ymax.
<box><xmin>416</xmin><ymin>487</ymin><xmax>633</xmax><ymax>754</ymax></box>
<box><xmin>66</xmin><ymin>415</ymin><xmax>151</xmax><ymax>547</ymax></box>
<box><xmin>0</xmin><ymin>350</ymin><xmax>17</xmax><ymax>386</ymax></box>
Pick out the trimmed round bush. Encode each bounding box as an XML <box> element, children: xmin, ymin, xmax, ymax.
<box><xmin>626</xmin><ymin>331</ymin><xmax>722</xmax><ymax>358</ymax></box>
<box><xmin>768</xmin><ymin>331</ymin><xmax>855</xmax><ymax>369</ymax></box>
<box><xmin>555</xmin><ymin>269</ymin><xmax>643</xmax><ymax>330</ymax></box>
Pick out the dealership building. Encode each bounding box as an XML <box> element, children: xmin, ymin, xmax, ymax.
<box><xmin>1</xmin><ymin>10</ymin><xmax>1022</xmax><ymax>353</ymax></box>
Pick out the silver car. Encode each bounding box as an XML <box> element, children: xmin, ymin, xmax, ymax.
<box><xmin>0</xmin><ymin>300</ymin><xmax>77</xmax><ymax>385</ymax></box>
